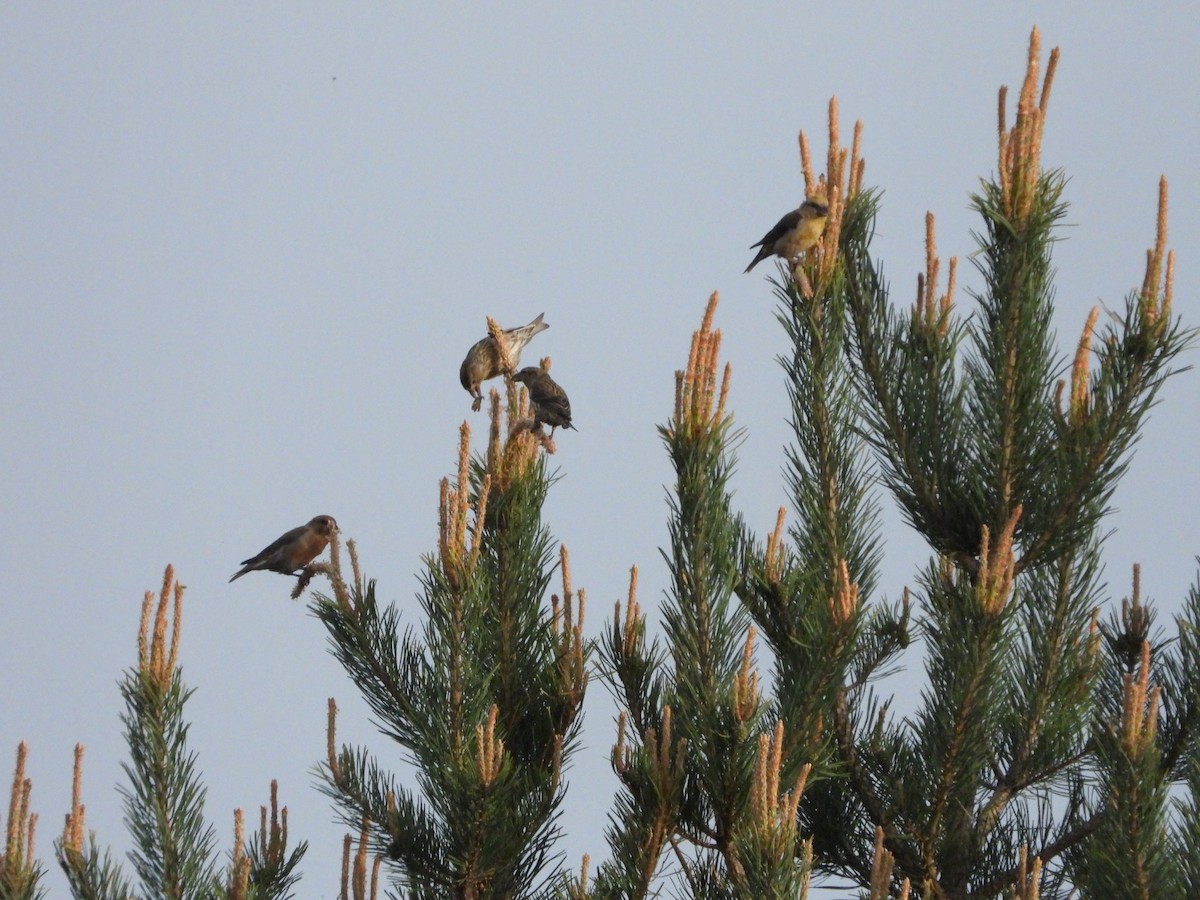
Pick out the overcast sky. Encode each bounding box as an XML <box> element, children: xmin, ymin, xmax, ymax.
<box><xmin>4</xmin><ymin>5</ymin><xmax>1199</xmax><ymax>897</ymax></box>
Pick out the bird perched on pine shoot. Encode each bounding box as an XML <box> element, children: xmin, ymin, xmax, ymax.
<box><xmin>513</xmin><ymin>366</ymin><xmax>575</xmax><ymax>436</ymax></box>
<box><xmin>229</xmin><ymin>515</ymin><xmax>338</xmax><ymax>582</ymax></box>
<box><xmin>744</xmin><ymin>198</ymin><xmax>829</xmax><ymax>273</ymax></box>
<box><xmin>459</xmin><ymin>313</ymin><xmax>549</xmax><ymax>411</ymax></box>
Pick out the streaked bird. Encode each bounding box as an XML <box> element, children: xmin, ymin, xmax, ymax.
<box><xmin>744</xmin><ymin>199</ymin><xmax>829</xmax><ymax>273</ymax></box>
<box><xmin>229</xmin><ymin>515</ymin><xmax>338</xmax><ymax>582</ymax></box>
<box><xmin>460</xmin><ymin>313</ymin><xmax>549</xmax><ymax>411</ymax></box>
<box><xmin>513</xmin><ymin>367</ymin><xmax>575</xmax><ymax>436</ymax></box>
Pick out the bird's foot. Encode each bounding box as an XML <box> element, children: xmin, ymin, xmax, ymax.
<box><xmin>789</xmin><ymin>261</ymin><xmax>815</xmax><ymax>300</ymax></box>
<box><xmin>291</xmin><ymin>566</ymin><xmax>316</xmax><ymax>600</ymax></box>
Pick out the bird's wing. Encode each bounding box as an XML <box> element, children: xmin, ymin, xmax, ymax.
<box><xmin>749</xmin><ymin>208</ymin><xmax>802</xmax><ymax>250</ymax></box>
<box><xmin>533</xmin><ymin>381</ymin><xmax>572</xmax><ymax>423</ymax></box>
<box><xmin>544</xmin><ymin>395</ymin><xmax>572</xmax><ymax>420</ymax></box>
<box><xmin>240</xmin><ymin>524</ymin><xmax>306</xmax><ymax>566</ymax></box>
<box><xmin>532</xmin><ymin>377</ymin><xmax>565</xmax><ymax>402</ymax></box>
<box><xmin>506</xmin><ymin>315</ymin><xmax>551</xmax><ymax>352</ymax></box>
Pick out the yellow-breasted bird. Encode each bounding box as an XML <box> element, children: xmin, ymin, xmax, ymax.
<box><xmin>229</xmin><ymin>515</ymin><xmax>338</xmax><ymax>582</ymax></box>
<box><xmin>460</xmin><ymin>313</ymin><xmax>549</xmax><ymax>411</ymax></box>
<box><xmin>513</xmin><ymin>367</ymin><xmax>575</xmax><ymax>436</ymax></box>
<box><xmin>744</xmin><ymin>199</ymin><xmax>829</xmax><ymax>273</ymax></box>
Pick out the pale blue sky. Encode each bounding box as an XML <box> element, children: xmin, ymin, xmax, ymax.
<box><xmin>4</xmin><ymin>5</ymin><xmax>1198</xmax><ymax>897</ymax></box>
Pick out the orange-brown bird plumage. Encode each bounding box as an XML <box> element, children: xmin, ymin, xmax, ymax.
<box><xmin>460</xmin><ymin>313</ymin><xmax>549</xmax><ymax>411</ymax></box>
<box><xmin>744</xmin><ymin>199</ymin><xmax>829</xmax><ymax>273</ymax></box>
<box><xmin>513</xmin><ymin>367</ymin><xmax>575</xmax><ymax>436</ymax></box>
<box><xmin>229</xmin><ymin>515</ymin><xmax>338</xmax><ymax>582</ymax></box>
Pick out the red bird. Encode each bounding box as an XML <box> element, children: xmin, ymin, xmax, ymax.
<box><xmin>229</xmin><ymin>515</ymin><xmax>338</xmax><ymax>582</ymax></box>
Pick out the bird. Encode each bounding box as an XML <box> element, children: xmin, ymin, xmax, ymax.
<box><xmin>513</xmin><ymin>367</ymin><xmax>575</xmax><ymax>436</ymax></box>
<box><xmin>744</xmin><ymin>199</ymin><xmax>829</xmax><ymax>273</ymax></box>
<box><xmin>460</xmin><ymin>313</ymin><xmax>550</xmax><ymax>411</ymax></box>
<box><xmin>229</xmin><ymin>515</ymin><xmax>338</xmax><ymax>582</ymax></box>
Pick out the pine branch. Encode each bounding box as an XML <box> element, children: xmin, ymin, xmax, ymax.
<box><xmin>842</xmin><ymin>192</ymin><xmax>982</xmax><ymax>568</ymax></box>
<box><xmin>829</xmin><ymin>687</ymin><xmax>922</xmax><ymax>882</ymax></box>
<box><xmin>1172</xmin><ymin>752</ymin><xmax>1200</xmax><ymax>897</ymax></box>
<box><xmin>596</xmin><ymin>567</ymin><xmax>669</xmax><ymax>740</ymax></box>
<box><xmin>2</xmin><ymin>743</ymin><xmax>46</xmax><ymax>900</ymax></box>
<box><xmin>56</xmin><ymin>834</ymin><xmax>137</xmax><ymax>900</ymax></box>
<box><xmin>116</xmin><ymin>570</ymin><xmax>220</xmax><ymax>899</ymax></box>
<box><xmin>976</xmin><ymin>545</ymin><xmax>1101</xmax><ymax>841</ymax></box>
<box><xmin>963</xmin><ymin>172</ymin><xmax>1066</xmax><ymax>546</ymax></box>
<box><xmin>591</xmin><ymin>709</ymin><xmax>687</xmax><ymax>898</ymax></box>
<box><xmin>236</xmin><ymin>782</ymin><xmax>308</xmax><ymax>900</ymax></box>
<box><xmin>1157</xmin><ymin>572</ymin><xmax>1200</xmax><ymax>774</ymax></box>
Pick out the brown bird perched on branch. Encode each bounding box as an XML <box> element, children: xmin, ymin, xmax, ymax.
<box><xmin>459</xmin><ymin>313</ymin><xmax>549</xmax><ymax>411</ymax></box>
<box><xmin>744</xmin><ymin>199</ymin><xmax>829</xmax><ymax>273</ymax></box>
<box><xmin>513</xmin><ymin>367</ymin><xmax>575</xmax><ymax>436</ymax></box>
<box><xmin>229</xmin><ymin>515</ymin><xmax>338</xmax><ymax>582</ymax></box>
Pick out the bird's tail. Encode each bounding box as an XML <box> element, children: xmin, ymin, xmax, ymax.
<box><xmin>744</xmin><ymin>249</ymin><xmax>768</xmax><ymax>274</ymax></box>
<box><xmin>509</xmin><ymin>313</ymin><xmax>551</xmax><ymax>354</ymax></box>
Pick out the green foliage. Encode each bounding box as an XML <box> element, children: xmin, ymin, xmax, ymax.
<box><xmin>2</xmin><ymin>744</ymin><xmax>49</xmax><ymax>900</ymax></box>
<box><xmin>313</xmin><ymin>412</ymin><xmax>588</xmax><ymax>899</ymax></box>
<box><xmin>57</xmin><ymin>834</ymin><xmax>136</xmax><ymax>900</ymax></box>
<box><xmin>50</xmin><ymin>570</ymin><xmax>307</xmax><ymax>900</ymax></box>
<box><xmin>590</xmin><ymin>33</ymin><xmax>1199</xmax><ymax>898</ymax></box>
<box><xmin>117</xmin><ymin>670</ymin><xmax>219</xmax><ymax>896</ymax></box>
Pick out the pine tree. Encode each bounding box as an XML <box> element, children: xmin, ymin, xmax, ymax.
<box><xmin>312</xmin><ymin>394</ymin><xmax>588</xmax><ymax>899</ymax></box>
<box><xmin>582</xmin><ymin>28</ymin><xmax>1200</xmax><ymax>898</ymax></box>
<box><xmin>4</xmin><ymin>567</ymin><xmax>307</xmax><ymax>900</ymax></box>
